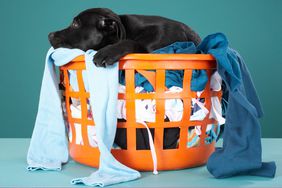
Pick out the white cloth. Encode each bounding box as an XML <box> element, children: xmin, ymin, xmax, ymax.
<box><xmin>209</xmin><ymin>71</ymin><xmax>226</xmax><ymax>125</ymax></box>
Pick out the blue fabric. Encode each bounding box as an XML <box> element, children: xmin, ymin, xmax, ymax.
<box><xmin>118</xmin><ymin>42</ymin><xmax>208</xmax><ymax>92</ymax></box>
<box><xmin>27</xmin><ymin>48</ymin><xmax>140</xmax><ymax>187</ymax></box>
<box><xmin>27</xmin><ymin>47</ymin><xmax>85</xmax><ymax>171</ymax></box>
<box><xmin>198</xmin><ymin>33</ymin><xmax>276</xmax><ymax>178</ymax></box>
<box><xmin>71</xmin><ymin>50</ymin><xmax>140</xmax><ymax>187</ymax></box>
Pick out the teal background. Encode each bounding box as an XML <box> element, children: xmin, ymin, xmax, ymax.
<box><xmin>0</xmin><ymin>0</ymin><xmax>281</xmax><ymax>138</ymax></box>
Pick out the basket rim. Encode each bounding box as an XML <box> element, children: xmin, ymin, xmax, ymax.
<box><xmin>71</xmin><ymin>54</ymin><xmax>215</xmax><ymax>62</ymax></box>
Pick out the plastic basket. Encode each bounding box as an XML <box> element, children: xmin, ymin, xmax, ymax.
<box><xmin>60</xmin><ymin>54</ymin><xmax>221</xmax><ymax>171</ymax></box>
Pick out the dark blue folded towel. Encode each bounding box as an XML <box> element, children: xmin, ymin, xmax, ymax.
<box><xmin>198</xmin><ymin>33</ymin><xmax>276</xmax><ymax>178</ymax></box>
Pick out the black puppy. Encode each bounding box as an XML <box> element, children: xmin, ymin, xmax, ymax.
<box><xmin>49</xmin><ymin>8</ymin><xmax>201</xmax><ymax>67</ymax></box>
<box><xmin>49</xmin><ymin>8</ymin><xmax>201</xmax><ymax>149</ymax></box>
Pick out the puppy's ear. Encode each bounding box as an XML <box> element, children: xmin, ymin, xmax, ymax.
<box><xmin>98</xmin><ymin>18</ymin><xmax>117</xmax><ymax>31</ymax></box>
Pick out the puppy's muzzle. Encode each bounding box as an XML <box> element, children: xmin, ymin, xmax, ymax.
<box><xmin>48</xmin><ymin>32</ymin><xmax>62</xmax><ymax>48</ymax></box>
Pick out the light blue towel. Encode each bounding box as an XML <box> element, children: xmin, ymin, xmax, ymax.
<box><xmin>27</xmin><ymin>47</ymin><xmax>85</xmax><ymax>171</ymax></box>
<box><xmin>27</xmin><ymin>48</ymin><xmax>140</xmax><ymax>186</ymax></box>
<box><xmin>71</xmin><ymin>50</ymin><xmax>141</xmax><ymax>186</ymax></box>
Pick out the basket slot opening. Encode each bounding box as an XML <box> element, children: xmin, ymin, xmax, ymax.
<box><xmin>87</xmin><ymin>125</ymin><xmax>98</xmax><ymax>148</ymax></box>
<box><xmin>135</xmin><ymin>69</ymin><xmax>156</xmax><ymax>93</ymax></box>
<box><xmin>163</xmin><ymin>127</ymin><xmax>180</xmax><ymax>149</ymax></box>
<box><xmin>135</xmin><ymin>99</ymin><xmax>156</xmax><ymax>123</ymax></box>
<box><xmin>190</xmin><ymin>98</ymin><xmax>207</xmax><ymax>121</ymax></box>
<box><xmin>187</xmin><ymin>125</ymin><xmax>202</xmax><ymax>148</ymax></box>
<box><xmin>189</xmin><ymin>69</ymin><xmax>208</xmax><ymax>92</ymax></box>
<box><xmin>73</xmin><ymin>123</ymin><xmax>83</xmax><ymax>145</ymax></box>
<box><xmin>114</xmin><ymin>128</ymin><xmax>127</xmax><ymax>150</ymax></box>
<box><xmin>69</xmin><ymin>97</ymin><xmax>92</xmax><ymax>120</ymax></box>
<box><xmin>205</xmin><ymin>124</ymin><xmax>219</xmax><ymax>145</ymax></box>
<box><xmin>165</xmin><ymin>98</ymin><xmax>183</xmax><ymax>122</ymax></box>
<box><xmin>136</xmin><ymin>128</ymin><xmax>155</xmax><ymax>150</ymax></box>
<box><xmin>165</xmin><ymin>69</ymin><xmax>184</xmax><ymax>91</ymax></box>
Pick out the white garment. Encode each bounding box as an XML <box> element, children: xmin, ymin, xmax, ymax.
<box><xmin>164</xmin><ymin>86</ymin><xmax>184</xmax><ymax>122</ymax></box>
<box><xmin>209</xmin><ymin>71</ymin><xmax>225</xmax><ymax>125</ymax></box>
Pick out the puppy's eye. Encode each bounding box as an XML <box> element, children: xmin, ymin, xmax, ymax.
<box><xmin>71</xmin><ymin>21</ymin><xmax>80</xmax><ymax>29</ymax></box>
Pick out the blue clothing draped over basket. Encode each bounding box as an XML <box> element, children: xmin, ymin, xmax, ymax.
<box><xmin>198</xmin><ymin>33</ymin><xmax>276</xmax><ymax>178</ymax></box>
<box><xmin>27</xmin><ymin>48</ymin><xmax>141</xmax><ymax>187</ymax></box>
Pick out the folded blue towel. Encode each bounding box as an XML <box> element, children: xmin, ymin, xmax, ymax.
<box><xmin>27</xmin><ymin>48</ymin><xmax>140</xmax><ymax>186</ymax></box>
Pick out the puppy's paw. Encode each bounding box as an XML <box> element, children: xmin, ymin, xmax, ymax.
<box><xmin>94</xmin><ymin>45</ymin><xmax>124</xmax><ymax>67</ymax></box>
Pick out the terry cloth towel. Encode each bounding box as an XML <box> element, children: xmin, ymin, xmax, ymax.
<box><xmin>71</xmin><ymin>50</ymin><xmax>141</xmax><ymax>186</ymax></box>
<box><xmin>27</xmin><ymin>47</ymin><xmax>85</xmax><ymax>170</ymax></box>
<box><xmin>198</xmin><ymin>33</ymin><xmax>276</xmax><ymax>178</ymax></box>
<box><xmin>27</xmin><ymin>48</ymin><xmax>140</xmax><ymax>186</ymax></box>
<box><xmin>119</xmin><ymin>42</ymin><xmax>208</xmax><ymax>92</ymax></box>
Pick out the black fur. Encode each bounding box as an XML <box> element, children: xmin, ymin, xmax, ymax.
<box><xmin>48</xmin><ymin>8</ymin><xmax>201</xmax><ymax>67</ymax></box>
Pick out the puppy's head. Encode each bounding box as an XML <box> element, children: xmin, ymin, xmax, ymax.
<box><xmin>48</xmin><ymin>8</ymin><xmax>126</xmax><ymax>51</ymax></box>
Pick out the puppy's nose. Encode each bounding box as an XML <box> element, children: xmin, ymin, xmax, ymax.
<box><xmin>48</xmin><ymin>32</ymin><xmax>55</xmax><ymax>40</ymax></box>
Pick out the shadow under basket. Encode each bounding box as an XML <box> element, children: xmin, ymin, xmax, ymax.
<box><xmin>60</xmin><ymin>54</ymin><xmax>221</xmax><ymax>171</ymax></box>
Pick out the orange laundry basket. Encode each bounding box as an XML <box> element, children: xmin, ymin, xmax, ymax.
<box><xmin>60</xmin><ymin>54</ymin><xmax>221</xmax><ymax>171</ymax></box>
